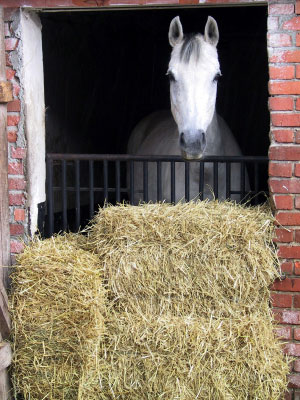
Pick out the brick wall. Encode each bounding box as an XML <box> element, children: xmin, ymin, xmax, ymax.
<box><xmin>268</xmin><ymin>1</ymin><xmax>300</xmax><ymax>399</ymax></box>
<box><xmin>4</xmin><ymin>8</ymin><xmax>26</xmax><ymax>263</ymax></box>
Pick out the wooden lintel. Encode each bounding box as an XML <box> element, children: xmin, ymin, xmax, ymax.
<box><xmin>0</xmin><ymin>287</ymin><xmax>10</xmax><ymax>341</ymax></box>
<box><xmin>0</xmin><ymin>344</ymin><xmax>11</xmax><ymax>372</ymax></box>
<box><xmin>0</xmin><ymin>82</ymin><xmax>12</xmax><ymax>103</ymax></box>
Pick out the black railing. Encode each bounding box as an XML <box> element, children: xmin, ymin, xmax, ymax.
<box><xmin>44</xmin><ymin>154</ymin><xmax>269</xmax><ymax>237</ymax></box>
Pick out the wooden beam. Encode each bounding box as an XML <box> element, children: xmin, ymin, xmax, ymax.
<box><xmin>0</xmin><ymin>343</ymin><xmax>11</xmax><ymax>372</ymax></box>
<box><xmin>0</xmin><ymin>82</ymin><xmax>12</xmax><ymax>103</ymax></box>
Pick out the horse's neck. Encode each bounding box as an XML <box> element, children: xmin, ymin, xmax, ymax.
<box><xmin>205</xmin><ymin>112</ymin><xmax>224</xmax><ymax>155</ymax></box>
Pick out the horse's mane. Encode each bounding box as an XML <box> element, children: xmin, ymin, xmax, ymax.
<box><xmin>180</xmin><ymin>34</ymin><xmax>201</xmax><ymax>63</ymax></box>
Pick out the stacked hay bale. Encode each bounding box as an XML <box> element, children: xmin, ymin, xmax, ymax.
<box><xmin>10</xmin><ymin>201</ymin><xmax>289</xmax><ymax>399</ymax></box>
<box><xmin>10</xmin><ymin>234</ymin><xmax>106</xmax><ymax>399</ymax></box>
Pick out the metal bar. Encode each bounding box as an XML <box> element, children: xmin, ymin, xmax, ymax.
<box><xmin>46</xmin><ymin>157</ymin><xmax>54</xmax><ymax>237</ymax></box>
<box><xmin>130</xmin><ymin>161</ymin><xmax>134</xmax><ymax>204</ymax></box>
<box><xmin>185</xmin><ymin>161</ymin><xmax>190</xmax><ymax>202</ymax></box>
<box><xmin>115</xmin><ymin>160</ymin><xmax>120</xmax><ymax>203</ymax></box>
<box><xmin>143</xmin><ymin>161</ymin><xmax>148</xmax><ymax>202</ymax></box>
<box><xmin>199</xmin><ymin>161</ymin><xmax>204</xmax><ymax>200</ymax></box>
<box><xmin>89</xmin><ymin>160</ymin><xmax>94</xmax><ymax>218</ymax></box>
<box><xmin>103</xmin><ymin>160</ymin><xmax>108</xmax><ymax>202</ymax></box>
<box><xmin>75</xmin><ymin>160</ymin><xmax>80</xmax><ymax>231</ymax></box>
<box><xmin>226</xmin><ymin>162</ymin><xmax>231</xmax><ymax>200</ymax></box>
<box><xmin>171</xmin><ymin>161</ymin><xmax>175</xmax><ymax>203</ymax></box>
<box><xmin>157</xmin><ymin>161</ymin><xmax>162</xmax><ymax>202</ymax></box>
<box><xmin>213</xmin><ymin>161</ymin><xmax>218</xmax><ymax>199</ymax></box>
<box><xmin>61</xmin><ymin>160</ymin><xmax>67</xmax><ymax>231</ymax></box>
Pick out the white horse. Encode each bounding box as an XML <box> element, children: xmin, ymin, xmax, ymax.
<box><xmin>127</xmin><ymin>16</ymin><xmax>247</xmax><ymax>203</ymax></box>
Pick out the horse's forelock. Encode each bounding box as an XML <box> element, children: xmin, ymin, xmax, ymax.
<box><xmin>179</xmin><ymin>34</ymin><xmax>201</xmax><ymax>63</ymax></box>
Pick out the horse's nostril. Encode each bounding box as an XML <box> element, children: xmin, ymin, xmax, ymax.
<box><xmin>180</xmin><ymin>132</ymin><xmax>185</xmax><ymax>146</ymax></box>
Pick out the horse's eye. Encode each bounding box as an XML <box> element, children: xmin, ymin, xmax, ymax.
<box><xmin>213</xmin><ymin>72</ymin><xmax>222</xmax><ymax>82</ymax></box>
<box><xmin>167</xmin><ymin>71</ymin><xmax>176</xmax><ymax>82</ymax></box>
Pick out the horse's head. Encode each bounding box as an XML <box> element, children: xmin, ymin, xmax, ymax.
<box><xmin>168</xmin><ymin>16</ymin><xmax>221</xmax><ymax>160</ymax></box>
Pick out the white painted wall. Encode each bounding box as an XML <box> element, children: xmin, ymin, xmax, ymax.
<box><xmin>20</xmin><ymin>10</ymin><xmax>45</xmax><ymax>236</ymax></box>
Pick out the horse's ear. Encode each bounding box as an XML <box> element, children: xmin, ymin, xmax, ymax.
<box><xmin>204</xmin><ymin>16</ymin><xmax>219</xmax><ymax>46</ymax></box>
<box><xmin>169</xmin><ymin>16</ymin><xmax>183</xmax><ymax>47</ymax></box>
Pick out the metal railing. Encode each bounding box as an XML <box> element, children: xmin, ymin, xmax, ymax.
<box><xmin>44</xmin><ymin>153</ymin><xmax>269</xmax><ymax>237</ymax></box>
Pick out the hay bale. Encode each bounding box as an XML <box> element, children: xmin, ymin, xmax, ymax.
<box><xmin>10</xmin><ymin>233</ymin><xmax>106</xmax><ymax>400</ymax></box>
<box><xmin>86</xmin><ymin>201</ymin><xmax>289</xmax><ymax>399</ymax></box>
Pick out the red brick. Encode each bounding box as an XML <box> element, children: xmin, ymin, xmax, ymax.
<box><xmin>285</xmin><ymin>344</ymin><xmax>300</xmax><ymax>357</ymax></box>
<box><xmin>14</xmin><ymin>208</ymin><xmax>25</xmax><ymax>222</ymax></box>
<box><xmin>294</xmin><ymin>294</ymin><xmax>300</xmax><ymax>307</ymax></box>
<box><xmin>272</xmin><ymin>129</ymin><xmax>294</xmax><ymax>143</ymax></box>
<box><xmin>297</xmin><ymin>33</ymin><xmax>300</xmax><ymax>47</ymax></box>
<box><xmin>7</xmin><ymin>100</ymin><xmax>20</xmax><ymax>112</ymax></box>
<box><xmin>270</xmin><ymin>4</ymin><xmax>294</xmax><ymax>15</ymax></box>
<box><xmin>278</xmin><ymin>246</ymin><xmax>300</xmax><ymax>259</ymax></box>
<box><xmin>12</xmin><ymin>82</ymin><xmax>20</xmax><ymax>97</ymax></box>
<box><xmin>268</xmin><ymin>33</ymin><xmax>292</xmax><ymax>47</ymax></box>
<box><xmin>274</xmin><ymin>326</ymin><xmax>292</xmax><ymax>340</ymax></box>
<box><xmin>294</xmin><ymin>360</ymin><xmax>300</xmax><ymax>372</ymax></box>
<box><xmin>10</xmin><ymin>224</ymin><xmax>24</xmax><ymax>236</ymax></box>
<box><xmin>7</xmin><ymin>130</ymin><xmax>17</xmax><ymax>143</ymax></box>
<box><xmin>296</xmin><ymin>164</ymin><xmax>300</xmax><ymax>177</ymax></box>
<box><xmin>8</xmin><ymin>178</ymin><xmax>26</xmax><ymax>190</ymax></box>
<box><xmin>275</xmin><ymin>227</ymin><xmax>293</xmax><ymax>242</ymax></box>
<box><xmin>271</xmin><ymin>293</ymin><xmax>292</xmax><ymax>307</ymax></box>
<box><xmin>274</xmin><ymin>310</ymin><xmax>300</xmax><ymax>324</ymax></box>
<box><xmin>296</xmin><ymin>130</ymin><xmax>300</xmax><ymax>143</ymax></box>
<box><xmin>272</xmin><ymin>277</ymin><xmax>300</xmax><ymax>291</ymax></box>
<box><xmin>270</xmin><ymin>50</ymin><xmax>300</xmax><ymax>63</ymax></box>
<box><xmin>270</xmin><ymin>82</ymin><xmax>300</xmax><ymax>95</ymax></box>
<box><xmin>295</xmin><ymin>262</ymin><xmax>300</xmax><ymax>276</ymax></box>
<box><xmin>295</xmin><ymin>328</ymin><xmax>300</xmax><ymax>341</ymax></box>
<box><xmin>5</xmin><ymin>67</ymin><xmax>15</xmax><ymax>80</ymax></box>
<box><xmin>281</xmin><ymin>261</ymin><xmax>293</xmax><ymax>275</ymax></box>
<box><xmin>9</xmin><ymin>193</ymin><xmax>25</xmax><ymax>206</ymax></box>
<box><xmin>288</xmin><ymin>374</ymin><xmax>300</xmax><ymax>388</ymax></box>
<box><xmin>269</xmin><ymin>146</ymin><xmax>300</xmax><ymax>160</ymax></box>
<box><xmin>272</xmin><ymin>113</ymin><xmax>300</xmax><ymax>127</ymax></box>
<box><xmin>10</xmin><ymin>241</ymin><xmax>24</xmax><ymax>254</ymax></box>
<box><xmin>8</xmin><ymin>162</ymin><xmax>23</xmax><ymax>175</ymax></box>
<box><xmin>297</xmin><ymin>2</ymin><xmax>300</xmax><ymax>14</ymax></box>
<box><xmin>269</xmin><ymin>162</ymin><xmax>293</xmax><ymax>177</ymax></box>
<box><xmin>285</xmin><ymin>390</ymin><xmax>293</xmax><ymax>400</ymax></box>
<box><xmin>11</xmin><ymin>147</ymin><xmax>26</xmax><ymax>159</ymax></box>
<box><xmin>296</xmin><ymin>196</ymin><xmax>300</xmax><ymax>209</ymax></box>
<box><xmin>273</xmin><ymin>195</ymin><xmax>294</xmax><ymax>209</ymax></box>
<box><xmin>269</xmin><ymin>97</ymin><xmax>294</xmax><ymax>111</ymax></box>
<box><xmin>269</xmin><ymin>179</ymin><xmax>300</xmax><ymax>194</ymax></box>
<box><xmin>7</xmin><ymin>114</ymin><xmax>20</xmax><ymax>126</ymax></box>
<box><xmin>5</xmin><ymin>38</ymin><xmax>18</xmax><ymax>51</ymax></box>
<box><xmin>269</xmin><ymin>66</ymin><xmax>295</xmax><ymax>80</ymax></box>
<box><xmin>4</xmin><ymin>23</ymin><xmax>10</xmax><ymax>37</ymax></box>
<box><xmin>283</xmin><ymin>16</ymin><xmax>300</xmax><ymax>30</ymax></box>
<box><xmin>268</xmin><ymin>16</ymin><xmax>279</xmax><ymax>31</ymax></box>
<box><xmin>296</xmin><ymin>231</ymin><xmax>300</xmax><ymax>243</ymax></box>
<box><xmin>5</xmin><ymin>53</ymin><xmax>11</xmax><ymax>67</ymax></box>
<box><xmin>277</xmin><ymin>212</ymin><xmax>300</xmax><ymax>226</ymax></box>
<box><xmin>297</xmin><ymin>65</ymin><xmax>300</xmax><ymax>79</ymax></box>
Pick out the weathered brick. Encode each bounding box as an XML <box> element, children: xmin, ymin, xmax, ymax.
<box><xmin>294</xmin><ymin>293</ymin><xmax>300</xmax><ymax>307</ymax></box>
<box><xmin>272</xmin><ymin>129</ymin><xmax>294</xmax><ymax>143</ymax></box>
<box><xmin>276</xmin><ymin>212</ymin><xmax>300</xmax><ymax>226</ymax></box>
<box><xmin>295</xmin><ymin>164</ymin><xmax>300</xmax><ymax>177</ymax></box>
<box><xmin>296</xmin><ymin>196</ymin><xmax>300</xmax><ymax>209</ymax></box>
<box><xmin>269</xmin><ymin>162</ymin><xmax>293</xmax><ymax>177</ymax></box>
<box><xmin>296</xmin><ymin>65</ymin><xmax>300</xmax><ymax>79</ymax></box>
<box><xmin>269</xmin><ymin>66</ymin><xmax>295</xmax><ymax>80</ymax></box>
<box><xmin>271</xmin><ymin>293</ymin><xmax>292</xmax><ymax>307</ymax></box>
<box><xmin>274</xmin><ymin>310</ymin><xmax>300</xmax><ymax>324</ymax></box>
<box><xmin>4</xmin><ymin>23</ymin><xmax>10</xmax><ymax>37</ymax></box>
<box><xmin>5</xmin><ymin>53</ymin><xmax>11</xmax><ymax>68</ymax></box>
<box><xmin>295</xmin><ymin>328</ymin><xmax>300</xmax><ymax>341</ymax></box>
<box><xmin>14</xmin><ymin>208</ymin><xmax>25</xmax><ymax>222</ymax></box>
<box><xmin>281</xmin><ymin>261</ymin><xmax>293</xmax><ymax>275</ymax></box>
<box><xmin>7</xmin><ymin>114</ymin><xmax>20</xmax><ymax>127</ymax></box>
<box><xmin>285</xmin><ymin>344</ymin><xmax>300</xmax><ymax>357</ymax></box>
<box><xmin>272</xmin><ymin>113</ymin><xmax>300</xmax><ymax>127</ymax></box>
<box><xmin>7</xmin><ymin>130</ymin><xmax>17</xmax><ymax>143</ymax></box>
<box><xmin>297</xmin><ymin>33</ymin><xmax>300</xmax><ymax>47</ymax></box>
<box><xmin>275</xmin><ymin>227</ymin><xmax>293</xmax><ymax>242</ymax></box>
<box><xmin>269</xmin><ymin>179</ymin><xmax>300</xmax><ymax>193</ymax></box>
<box><xmin>288</xmin><ymin>374</ymin><xmax>300</xmax><ymax>389</ymax></box>
<box><xmin>10</xmin><ymin>240</ymin><xmax>24</xmax><ymax>254</ymax></box>
<box><xmin>270</xmin><ymin>50</ymin><xmax>300</xmax><ymax>63</ymax></box>
<box><xmin>11</xmin><ymin>147</ymin><xmax>26</xmax><ymax>159</ymax></box>
<box><xmin>283</xmin><ymin>16</ymin><xmax>300</xmax><ymax>30</ymax></box>
<box><xmin>274</xmin><ymin>326</ymin><xmax>292</xmax><ymax>340</ymax></box>
<box><xmin>270</xmin><ymin>4</ymin><xmax>294</xmax><ymax>15</ymax></box>
<box><xmin>10</xmin><ymin>224</ymin><xmax>24</xmax><ymax>236</ymax></box>
<box><xmin>278</xmin><ymin>245</ymin><xmax>300</xmax><ymax>259</ymax></box>
<box><xmin>12</xmin><ymin>82</ymin><xmax>20</xmax><ymax>97</ymax></box>
<box><xmin>8</xmin><ymin>178</ymin><xmax>26</xmax><ymax>190</ymax></box>
<box><xmin>270</xmin><ymin>82</ymin><xmax>300</xmax><ymax>95</ymax></box>
<box><xmin>268</xmin><ymin>33</ymin><xmax>292</xmax><ymax>47</ymax></box>
<box><xmin>294</xmin><ymin>360</ymin><xmax>300</xmax><ymax>372</ymax></box>
<box><xmin>269</xmin><ymin>97</ymin><xmax>294</xmax><ymax>111</ymax></box>
<box><xmin>268</xmin><ymin>16</ymin><xmax>279</xmax><ymax>31</ymax></box>
<box><xmin>272</xmin><ymin>277</ymin><xmax>300</xmax><ymax>291</ymax></box>
<box><xmin>5</xmin><ymin>67</ymin><xmax>15</xmax><ymax>80</ymax></box>
<box><xmin>295</xmin><ymin>262</ymin><xmax>300</xmax><ymax>276</ymax></box>
<box><xmin>7</xmin><ymin>100</ymin><xmax>20</xmax><ymax>112</ymax></box>
<box><xmin>296</xmin><ymin>130</ymin><xmax>300</xmax><ymax>143</ymax></box>
<box><xmin>9</xmin><ymin>193</ymin><xmax>25</xmax><ymax>206</ymax></box>
<box><xmin>296</xmin><ymin>231</ymin><xmax>300</xmax><ymax>242</ymax></box>
<box><xmin>8</xmin><ymin>162</ymin><xmax>23</xmax><ymax>175</ymax></box>
<box><xmin>269</xmin><ymin>146</ymin><xmax>300</xmax><ymax>160</ymax></box>
<box><xmin>273</xmin><ymin>195</ymin><xmax>294</xmax><ymax>209</ymax></box>
<box><xmin>5</xmin><ymin>38</ymin><xmax>19</xmax><ymax>51</ymax></box>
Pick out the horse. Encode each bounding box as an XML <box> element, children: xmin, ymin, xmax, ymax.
<box><xmin>127</xmin><ymin>16</ymin><xmax>248</xmax><ymax>203</ymax></box>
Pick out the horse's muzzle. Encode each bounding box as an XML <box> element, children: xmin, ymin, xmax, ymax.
<box><xmin>179</xmin><ymin>130</ymin><xmax>206</xmax><ymax>160</ymax></box>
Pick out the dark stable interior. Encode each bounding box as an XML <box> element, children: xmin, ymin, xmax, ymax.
<box><xmin>40</xmin><ymin>6</ymin><xmax>269</xmax><ymax>234</ymax></box>
<box><xmin>41</xmin><ymin>5</ymin><xmax>269</xmax><ymax>156</ymax></box>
